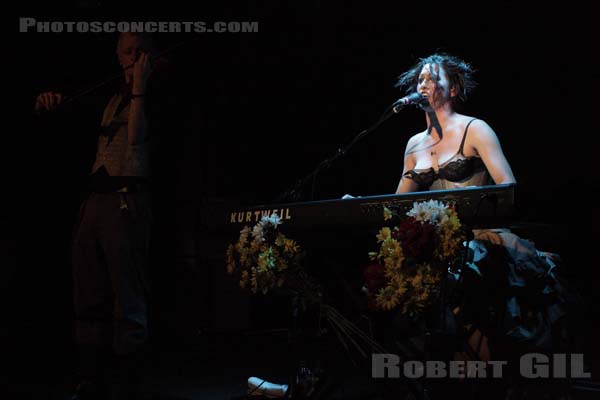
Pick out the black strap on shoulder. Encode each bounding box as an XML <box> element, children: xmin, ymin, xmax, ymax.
<box><xmin>458</xmin><ymin>118</ymin><xmax>478</xmax><ymax>155</ymax></box>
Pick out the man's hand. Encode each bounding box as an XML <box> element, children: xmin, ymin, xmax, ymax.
<box><xmin>35</xmin><ymin>92</ymin><xmax>62</xmax><ymax>113</ymax></box>
<box><xmin>132</xmin><ymin>52</ymin><xmax>152</xmax><ymax>93</ymax></box>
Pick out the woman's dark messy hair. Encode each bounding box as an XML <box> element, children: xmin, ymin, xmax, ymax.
<box><xmin>395</xmin><ymin>53</ymin><xmax>476</xmax><ymax>108</ymax></box>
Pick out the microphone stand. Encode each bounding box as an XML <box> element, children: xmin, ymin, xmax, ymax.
<box><xmin>273</xmin><ymin>100</ymin><xmax>419</xmax><ymax>203</ymax></box>
<box><xmin>275</xmin><ymin>99</ymin><xmax>428</xmax><ymax>399</ymax></box>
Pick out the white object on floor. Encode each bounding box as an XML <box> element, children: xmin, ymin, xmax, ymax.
<box><xmin>247</xmin><ymin>376</ymin><xmax>289</xmax><ymax>398</ymax></box>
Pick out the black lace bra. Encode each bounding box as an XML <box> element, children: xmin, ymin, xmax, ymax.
<box><xmin>404</xmin><ymin>119</ymin><xmax>487</xmax><ymax>189</ymax></box>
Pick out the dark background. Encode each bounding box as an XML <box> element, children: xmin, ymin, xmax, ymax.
<box><xmin>7</xmin><ymin>0</ymin><xmax>599</xmax><ymax>389</ymax></box>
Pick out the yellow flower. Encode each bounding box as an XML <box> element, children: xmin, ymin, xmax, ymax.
<box><xmin>383</xmin><ymin>207</ymin><xmax>393</xmax><ymax>221</ymax></box>
<box><xmin>240</xmin><ymin>270</ymin><xmax>250</xmax><ymax>289</ymax></box>
<box><xmin>239</xmin><ymin>226</ymin><xmax>251</xmax><ymax>243</ymax></box>
<box><xmin>380</xmin><ymin>238</ymin><xmax>404</xmax><ymax>281</ymax></box>
<box><xmin>376</xmin><ymin>227</ymin><xmax>391</xmax><ymax>243</ymax></box>
<box><xmin>283</xmin><ymin>238</ymin><xmax>299</xmax><ymax>253</ymax></box>
<box><xmin>394</xmin><ymin>281</ymin><xmax>408</xmax><ymax>298</ymax></box>
<box><xmin>235</xmin><ymin>241</ymin><xmax>245</xmax><ymax>253</ymax></box>
<box><xmin>383</xmin><ymin>257</ymin><xmax>402</xmax><ymax>278</ymax></box>
<box><xmin>375</xmin><ymin>286</ymin><xmax>399</xmax><ymax>311</ymax></box>
<box><xmin>380</xmin><ymin>237</ymin><xmax>401</xmax><ymax>257</ymax></box>
<box><xmin>275</xmin><ymin>233</ymin><xmax>298</xmax><ymax>254</ymax></box>
<box><xmin>239</xmin><ymin>252</ymin><xmax>248</xmax><ymax>267</ymax></box>
<box><xmin>411</xmin><ymin>271</ymin><xmax>423</xmax><ymax>288</ymax></box>
<box><xmin>250</xmin><ymin>239</ymin><xmax>261</xmax><ymax>253</ymax></box>
<box><xmin>390</xmin><ymin>274</ymin><xmax>407</xmax><ymax>290</ymax></box>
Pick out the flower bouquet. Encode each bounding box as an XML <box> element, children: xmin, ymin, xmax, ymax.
<box><xmin>365</xmin><ymin>200</ymin><xmax>465</xmax><ymax>318</ymax></box>
<box><xmin>226</xmin><ymin>214</ymin><xmax>310</xmax><ymax>296</ymax></box>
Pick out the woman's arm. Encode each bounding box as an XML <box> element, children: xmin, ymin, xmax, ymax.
<box><xmin>395</xmin><ymin>136</ymin><xmax>420</xmax><ymax>194</ymax></box>
<box><xmin>469</xmin><ymin>120</ymin><xmax>516</xmax><ymax>184</ymax></box>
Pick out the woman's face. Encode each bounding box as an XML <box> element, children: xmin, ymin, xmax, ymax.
<box><xmin>417</xmin><ymin>63</ymin><xmax>455</xmax><ymax>109</ymax></box>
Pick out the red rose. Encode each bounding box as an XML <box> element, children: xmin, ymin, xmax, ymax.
<box><xmin>396</xmin><ymin>217</ymin><xmax>436</xmax><ymax>260</ymax></box>
<box><xmin>363</xmin><ymin>263</ymin><xmax>386</xmax><ymax>291</ymax></box>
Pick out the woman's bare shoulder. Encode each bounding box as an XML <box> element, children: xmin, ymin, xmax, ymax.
<box><xmin>406</xmin><ymin>129</ymin><xmax>428</xmax><ymax>145</ymax></box>
<box><xmin>455</xmin><ymin>114</ymin><xmax>495</xmax><ymax>137</ymax></box>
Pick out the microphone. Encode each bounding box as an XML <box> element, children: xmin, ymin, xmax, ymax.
<box><xmin>392</xmin><ymin>92</ymin><xmax>427</xmax><ymax>113</ymax></box>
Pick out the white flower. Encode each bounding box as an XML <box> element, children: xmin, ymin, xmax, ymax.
<box><xmin>406</xmin><ymin>200</ymin><xmax>449</xmax><ymax>225</ymax></box>
<box><xmin>430</xmin><ymin>210</ymin><xmax>449</xmax><ymax>226</ymax></box>
<box><xmin>251</xmin><ymin>223</ymin><xmax>265</xmax><ymax>242</ymax></box>
<box><xmin>261</xmin><ymin>213</ymin><xmax>282</xmax><ymax>227</ymax></box>
<box><xmin>439</xmin><ymin>211</ymin><xmax>450</xmax><ymax>224</ymax></box>
<box><xmin>251</xmin><ymin>214</ymin><xmax>282</xmax><ymax>242</ymax></box>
